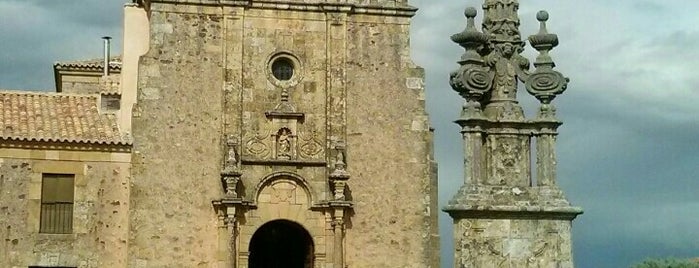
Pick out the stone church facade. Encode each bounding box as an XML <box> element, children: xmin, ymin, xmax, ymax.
<box><xmin>0</xmin><ymin>0</ymin><xmax>580</xmax><ymax>268</ymax></box>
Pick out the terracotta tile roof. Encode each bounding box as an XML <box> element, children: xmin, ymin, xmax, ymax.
<box><xmin>0</xmin><ymin>90</ymin><xmax>130</xmax><ymax>145</ymax></box>
<box><xmin>99</xmin><ymin>75</ymin><xmax>121</xmax><ymax>95</ymax></box>
<box><xmin>53</xmin><ymin>56</ymin><xmax>122</xmax><ymax>72</ymax></box>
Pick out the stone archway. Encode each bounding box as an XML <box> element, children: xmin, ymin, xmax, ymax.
<box><xmin>248</xmin><ymin>219</ymin><xmax>314</xmax><ymax>268</ymax></box>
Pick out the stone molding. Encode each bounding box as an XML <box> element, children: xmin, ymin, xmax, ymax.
<box><xmin>0</xmin><ymin>140</ymin><xmax>131</xmax><ymax>153</ymax></box>
<box><xmin>145</xmin><ymin>0</ymin><xmax>418</xmax><ymax>17</ymax></box>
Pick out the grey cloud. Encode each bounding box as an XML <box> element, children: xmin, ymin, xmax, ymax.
<box><xmin>0</xmin><ymin>0</ymin><xmax>124</xmax><ymax>90</ymax></box>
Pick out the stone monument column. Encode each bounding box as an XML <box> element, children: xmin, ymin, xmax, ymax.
<box><xmin>443</xmin><ymin>1</ymin><xmax>583</xmax><ymax>267</ymax></box>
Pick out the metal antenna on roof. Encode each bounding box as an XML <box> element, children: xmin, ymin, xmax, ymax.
<box><xmin>102</xmin><ymin>36</ymin><xmax>112</xmax><ymax>76</ymax></box>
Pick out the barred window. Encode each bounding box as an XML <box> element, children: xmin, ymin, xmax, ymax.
<box><xmin>272</xmin><ymin>57</ymin><xmax>294</xmax><ymax>81</ymax></box>
<box><xmin>40</xmin><ymin>174</ymin><xmax>74</xmax><ymax>234</ymax></box>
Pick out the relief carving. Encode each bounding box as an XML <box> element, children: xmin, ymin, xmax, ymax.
<box><xmin>457</xmin><ymin>221</ymin><xmax>507</xmax><ymax>268</ymax></box>
<box><xmin>244</xmin><ymin>127</ymin><xmax>272</xmax><ymax>159</ymax></box>
<box><xmin>527</xmin><ymin>239</ymin><xmax>551</xmax><ymax>267</ymax></box>
<box><xmin>272</xmin><ymin>186</ymin><xmax>293</xmax><ymax>203</ymax></box>
<box><xmin>489</xmin><ymin>136</ymin><xmax>526</xmax><ymax>185</ymax></box>
<box><xmin>298</xmin><ymin>130</ymin><xmax>323</xmax><ymax>159</ymax></box>
<box><xmin>270</xmin><ymin>181</ymin><xmax>297</xmax><ymax>203</ymax></box>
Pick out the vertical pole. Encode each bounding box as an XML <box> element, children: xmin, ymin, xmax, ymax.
<box><xmin>102</xmin><ymin>36</ymin><xmax>112</xmax><ymax>76</ymax></box>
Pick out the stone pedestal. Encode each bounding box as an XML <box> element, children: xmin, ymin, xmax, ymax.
<box><xmin>445</xmin><ymin>185</ymin><xmax>581</xmax><ymax>267</ymax></box>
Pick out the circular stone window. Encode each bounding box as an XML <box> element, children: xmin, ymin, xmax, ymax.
<box><xmin>267</xmin><ymin>52</ymin><xmax>302</xmax><ymax>88</ymax></box>
<box><xmin>271</xmin><ymin>57</ymin><xmax>294</xmax><ymax>81</ymax></box>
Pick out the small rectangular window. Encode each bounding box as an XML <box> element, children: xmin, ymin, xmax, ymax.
<box><xmin>40</xmin><ymin>174</ymin><xmax>74</xmax><ymax>234</ymax></box>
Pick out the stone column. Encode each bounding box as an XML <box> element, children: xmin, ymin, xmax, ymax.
<box><xmin>216</xmin><ymin>209</ymin><xmax>232</xmax><ymax>268</ymax></box>
<box><xmin>332</xmin><ymin>209</ymin><xmax>345</xmax><ymax>268</ymax></box>
<box><xmin>536</xmin><ymin>124</ymin><xmax>558</xmax><ymax>187</ymax></box>
<box><xmin>460</xmin><ymin>125</ymin><xmax>484</xmax><ymax>186</ymax></box>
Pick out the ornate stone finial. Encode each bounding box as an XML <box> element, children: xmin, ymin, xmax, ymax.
<box><xmin>529</xmin><ymin>10</ymin><xmax>558</xmax><ymax>66</ymax></box>
<box><xmin>273</xmin><ymin>87</ymin><xmax>296</xmax><ymax>113</ymax></box>
<box><xmin>280</xmin><ymin>87</ymin><xmax>290</xmax><ymax>103</ymax></box>
<box><xmin>482</xmin><ymin>0</ymin><xmax>522</xmax><ymax>44</ymax></box>
<box><xmin>450</xmin><ymin>1</ymin><xmax>569</xmax><ymax>121</ymax></box>
<box><xmin>334</xmin><ymin>146</ymin><xmax>346</xmax><ymax>171</ymax></box>
<box><xmin>224</xmin><ymin>135</ymin><xmax>239</xmax><ymax>169</ymax></box>
<box><xmin>450</xmin><ymin>7</ymin><xmax>493</xmax><ymax>119</ymax></box>
<box><xmin>451</xmin><ymin>7</ymin><xmax>489</xmax><ymax>65</ymax></box>
<box><xmin>222</xmin><ymin>135</ymin><xmax>242</xmax><ymax>197</ymax></box>
<box><xmin>330</xmin><ymin>143</ymin><xmax>350</xmax><ymax>200</ymax></box>
<box><xmin>526</xmin><ymin>10</ymin><xmax>569</xmax><ymax>116</ymax></box>
<box><xmin>446</xmin><ymin>3</ymin><xmax>582</xmax><ymax>267</ymax></box>
<box><xmin>479</xmin><ymin>0</ymin><xmax>529</xmax><ymax>120</ymax></box>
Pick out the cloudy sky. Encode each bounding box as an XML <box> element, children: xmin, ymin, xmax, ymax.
<box><xmin>1</xmin><ymin>0</ymin><xmax>698</xmax><ymax>267</ymax></box>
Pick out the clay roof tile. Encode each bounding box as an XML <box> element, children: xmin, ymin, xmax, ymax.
<box><xmin>0</xmin><ymin>90</ymin><xmax>130</xmax><ymax>145</ymax></box>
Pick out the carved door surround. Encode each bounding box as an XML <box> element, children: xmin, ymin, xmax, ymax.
<box><xmin>214</xmin><ymin>171</ymin><xmax>350</xmax><ymax>268</ymax></box>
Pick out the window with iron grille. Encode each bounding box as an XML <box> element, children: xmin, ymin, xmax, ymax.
<box><xmin>271</xmin><ymin>57</ymin><xmax>294</xmax><ymax>81</ymax></box>
<box><xmin>40</xmin><ymin>174</ymin><xmax>74</xmax><ymax>234</ymax></box>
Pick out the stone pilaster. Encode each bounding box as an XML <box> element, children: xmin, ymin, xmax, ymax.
<box><xmin>325</xmin><ymin>9</ymin><xmax>349</xmax><ymax>146</ymax></box>
<box><xmin>444</xmin><ymin>2</ymin><xmax>582</xmax><ymax>267</ymax></box>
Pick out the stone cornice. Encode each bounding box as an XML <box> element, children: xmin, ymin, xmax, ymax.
<box><xmin>457</xmin><ymin>118</ymin><xmax>562</xmax><ymax>135</ymax></box>
<box><xmin>0</xmin><ymin>139</ymin><xmax>132</xmax><ymax>153</ymax></box>
<box><xmin>145</xmin><ymin>0</ymin><xmax>418</xmax><ymax>17</ymax></box>
<box><xmin>241</xmin><ymin>158</ymin><xmax>326</xmax><ymax>167</ymax></box>
<box><xmin>443</xmin><ymin>185</ymin><xmax>583</xmax><ymax>221</ymax></box>
<box><xmin>442</xmin><ymin>206</ymin><xmax>583</xmax><ymax>221</ymax></box>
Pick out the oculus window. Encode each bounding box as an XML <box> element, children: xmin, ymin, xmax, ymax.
<box><xmin>272</xmin><ymin>57</ymin><xmax>294</xmax><ymax>81</ymax></box>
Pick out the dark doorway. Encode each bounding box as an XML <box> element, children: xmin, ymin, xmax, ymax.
<box><xmin>248</xmin><ymin>220</ymin><xmax>314</xmax><ymax>268</ymax></box>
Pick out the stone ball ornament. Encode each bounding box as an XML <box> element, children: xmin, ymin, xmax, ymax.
<box><xmin>464</xmin><ymin>7</ymin><xmax>477</xmax><ymax>18</ymax></box>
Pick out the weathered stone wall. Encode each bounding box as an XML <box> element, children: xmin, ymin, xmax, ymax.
<box><xmin>148</xmin><ymin>0</ymin><xmax>410</xmax><ymax>6</ymax></box>
<box><xmin>454</xmin><ymin>218</ymin><xmax>574</xmax><ymax>267</ymax></box>
<box><xmin>59</xmin><ymin>73</ymin><xmax>121</xmax><ymax>95</ymax></box>
<box><xmin>129</xmin><ymin>5</ymin><xmax>225</xmax><ymax>267</ymax></box>
<box><xmin>344</xmin><ymin>15</ymin><xmax>438</xmax><ymax>267</ymax></box>
<box><xmin>0</xmin><ymin>149</ymin><xmax>130</xmax><ymax>268</ymax></box>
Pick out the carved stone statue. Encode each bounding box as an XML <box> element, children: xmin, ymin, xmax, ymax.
<box><xmin>276</xmin><ymin>128</ymin><xmax>292</xmax><ymax>159</ymax></box>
